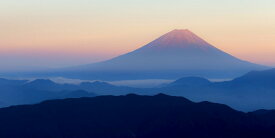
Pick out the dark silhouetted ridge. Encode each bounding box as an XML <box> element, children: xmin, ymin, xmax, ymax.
<box><xmin>0</xmin><ymin>94</ymin><xmax>274</xmax><ymax>137</ymax></box>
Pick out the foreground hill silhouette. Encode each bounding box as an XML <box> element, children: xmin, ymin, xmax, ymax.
<box><xmin>44</xmin><ymin>29</ymin><xmax>267</xmax><ymax>80</ymax></box>
<box><xmin>0</xmin><ymin>94</ymin><xmax>275</xmax><ymax>138</ymax></box>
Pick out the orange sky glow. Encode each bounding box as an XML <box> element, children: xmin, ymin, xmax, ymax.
<box><xmin>0</xmin><ymin>0</ymin><xmax>274</xmax><ymax>70</ymax></box>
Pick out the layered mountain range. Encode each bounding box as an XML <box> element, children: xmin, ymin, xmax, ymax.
<box><xmin>1</xmin><ymin>69</ymin><xmax>275</xmax><ymax>111</ymax></box>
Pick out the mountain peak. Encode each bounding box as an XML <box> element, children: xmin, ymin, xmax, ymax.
<box><xmin>147</xmin><ymin>29</ymin><xmax>211</xmax><ymax>49</ymax></box>
<box><xmin>170</xmin><ymin>29</ymin><xmax>191</xmax><ymax>33</ymax></box>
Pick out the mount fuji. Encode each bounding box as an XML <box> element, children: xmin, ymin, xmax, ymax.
<box><xmin>56</xmin><ymin>29</ymin><xmax>267</xmax><ymax>80</ymax></box>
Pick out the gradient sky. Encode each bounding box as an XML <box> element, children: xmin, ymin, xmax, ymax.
<box><xmin>0</xmin><ymin>0</ymin><xmax>274</xmax><ymax>71</ymax></box>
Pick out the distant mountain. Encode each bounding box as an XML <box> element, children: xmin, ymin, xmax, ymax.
<box><xmin>228</xmin><ymin>69</ymin><xmax>275</xmax><ymax>88</ymax></box>
<box><xmin>157</xmin><ymin>68</ymin><xmax>275</xmax><ymax>111</ymax></box>
<box><xmin>23</xmin><ymin>79</ymin><xmax>139</xmax><ymax>95</ymax></box>
<box><xmin>166</xmin><ymin>76</ymin><xmax>211</xmax><ymax>87</ymax></box>
<box><xmin>23</xmin><ymin>79</ymin><xmax>61</xmax><ymax>90</ymax></box>
<box><xmin>51</xmin><ymin>29</ymin><xmax>267</xmax><ymax>80</ymax></box>
<box><xmin>0</xmin><ymin>94</ymin><xmax>274</xmax><ymax>138</ymax></box>
<box><xmin>0</xmin><ymin>79</ymin><xmax>98</xmax><ymax>107</ymax></box>
<box><xmin>0</xmin><ymin>78</ymin><xmax>142</xmax><ymax>107</ymax></box>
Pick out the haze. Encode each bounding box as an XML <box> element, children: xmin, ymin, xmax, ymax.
<box><xmin>0</xmin><ymin>0</ymin><xmax>275</xmax><ymax>71</ymax></box>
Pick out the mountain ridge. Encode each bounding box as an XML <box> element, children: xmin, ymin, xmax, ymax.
<box><xmin>1</xmin><ymin>68</ymin><xmax>275</xmax><ymax>110</ymax></box>
<box><xmin>0</xmin><ymin>94</ymin><xmax>274</xmax><ymax>138</ymax></box>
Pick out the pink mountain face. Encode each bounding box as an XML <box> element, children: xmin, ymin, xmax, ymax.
<box><xmin>130</xmin><ymin>29</ymin><xmax>230</xmax><ymax>57</ymax></box>
<box><xmin>101</xmin><ymin>29</ymin><xmax>250</xmax><ymax>66</ymax></box>
<box><xmin>147</xmin><ymin>29</ymin><xmax>211</xmax><ymax>49</ymax></box>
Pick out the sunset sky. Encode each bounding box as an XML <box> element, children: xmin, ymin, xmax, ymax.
<box><xmin>0</xmin><ymin>0</ymin><xmax>274</xmax><ymax>71</ymax></box>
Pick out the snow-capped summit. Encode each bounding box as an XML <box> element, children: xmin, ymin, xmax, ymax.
<box><xmin>149</xmin><ymin>29</ymin><xmax>210</xmax><ymax>47</ymax></box>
